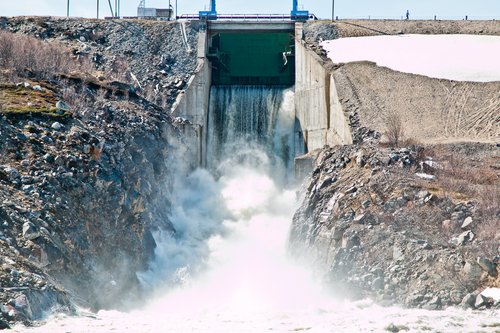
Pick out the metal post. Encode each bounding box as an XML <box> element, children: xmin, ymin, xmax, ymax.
<box><xmin>175</xmin><ymin>0</ymin><xmax>178</xmax><ymax>19</ymax></box>
<box><xmin>332</xmin><ymin>0</ymin><xmax>335</xmax><ymax>21</ymax></box>
<box><xmin>97</xmin><ymin>0</ymin><xmax>99</xmax><ymax>18</ymax></box>
<box><xmin>107</xmin><ymin>0</ymin><xmax>114</xmax><ymax>17</ymax></box>
<box><xmin>67</xmin><ymin>0</ymin><xmax>70</xmax><ymax>17</ymax></box>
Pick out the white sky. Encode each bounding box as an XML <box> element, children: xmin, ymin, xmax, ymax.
<box><xmin>321</xmin><ymin>35</ymin><xmax>500</xmax><ymax>82</ymax></box>
<box><xmin>0</xmin><ymin>0</ymin><xmax>499</xmax><ymax>20</ymax></box>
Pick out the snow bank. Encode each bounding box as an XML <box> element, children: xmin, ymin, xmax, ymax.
<box><xmin>321</xmin><ymin>35</ymin><xmax>500</xmax><ymax>82</ymax></box>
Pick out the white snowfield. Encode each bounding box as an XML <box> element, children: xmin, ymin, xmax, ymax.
<box><xmin>321</xmin><ymin>34</ymin><xmax>500</xmax><ymax>82</ymax></box>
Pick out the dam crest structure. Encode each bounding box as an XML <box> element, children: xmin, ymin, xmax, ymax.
<box><xmin>173</xmin><ymin>20</ymin><xmax>353</xmax><ymax>176</ymax></box>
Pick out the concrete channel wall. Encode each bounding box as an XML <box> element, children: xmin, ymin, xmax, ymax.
<box><xmin>294</xmin><ymin>23</ymin><xmax>353</xmax><ymax>152</ymax></box>
<box><xmin>172</xmin><ymin>31</ymin><xmax>211</xmax><ymax>167</ymax></box>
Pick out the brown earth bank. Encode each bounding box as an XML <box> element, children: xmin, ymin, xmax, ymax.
<box><xmin>0</xmin><ymin>17</ymin><xmax>199</xmax><ymax>328</ymax></box>
<box><xmin>334</xmin><ymin>62</ymin><xmax>500</xmax><ymax>145</ymax></box>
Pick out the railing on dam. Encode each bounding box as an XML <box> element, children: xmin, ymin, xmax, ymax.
<box><xmin>178</xmin><ymin>13</ymin><xmax>318</xmax><ymax>21</ymax></box>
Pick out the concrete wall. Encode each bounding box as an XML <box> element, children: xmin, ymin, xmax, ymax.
<box><xmin>294</xmin><ymin>24</ymin><xmax>352</xmax><ymax>152</ymax></box>
<box><xmin>172</xmin><ymin>31</ymin><xmax>211</xmax><ymax>167</ymax></box>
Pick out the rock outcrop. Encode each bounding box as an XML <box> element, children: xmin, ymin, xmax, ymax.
<box><xmin>0</xmin><ymin>17</ymin><xmax>199</xmax><ymax>325</ymax></box>
<box><xmin>290</xmin><ymin>143</ymin><xmax>499</xmax><ymax>309</ymax></box>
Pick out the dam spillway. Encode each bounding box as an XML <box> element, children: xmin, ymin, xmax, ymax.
<box><xmin>173</xmin><ymin>20</ymin><xmax>352</xmax><ymax>173</ymax></box>
<box><xmin>206</xmin><ymin>86</ymin><xmax>296</xmax><ymax>177</ymax></box>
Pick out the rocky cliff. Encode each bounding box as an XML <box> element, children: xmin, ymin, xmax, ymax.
<box><xmin>0</xmin><ymin>17</ymin><xmax>199</xmax><ymax>327</ymax></box>
<box><xmin>290</xmin><ymin>143</ymin><xmax>499</xmax><ymax>309</ymax></box>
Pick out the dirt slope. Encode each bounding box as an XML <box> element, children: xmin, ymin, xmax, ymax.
<box><xmin>334</xmin><ymin>61</ymin><xmax>500</xmax><ymax>144</ymax></box>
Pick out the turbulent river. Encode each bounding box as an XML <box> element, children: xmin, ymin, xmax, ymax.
<box><xmin>13</xmin><ymin>86</ymin><xmax>500</xmax><ymax>332</ymax></box>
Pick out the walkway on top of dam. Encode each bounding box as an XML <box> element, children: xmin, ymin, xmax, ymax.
<box><xmin>206</xmin><ymin>20</ymin><xmax>296</xmax><ymax>33</ymax></box>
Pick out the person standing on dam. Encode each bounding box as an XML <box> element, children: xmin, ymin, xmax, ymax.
<box><xmin>406</xmin><ymin>10</ymin><xmax>410</xmax><ymax>20</ymax></box>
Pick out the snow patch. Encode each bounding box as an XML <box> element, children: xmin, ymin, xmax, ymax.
<box><xmin>321</xmin><ymin>35</ymin><xmax>500</xmax><ymax>82</ymax></box>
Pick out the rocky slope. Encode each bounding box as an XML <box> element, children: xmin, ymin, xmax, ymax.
<box><xmin>290</xmin><ymin>143</ymin><xmax>499</xmax><ymax>309</ymax></box>
<box><xmin>0</xmin><ymin>17</ymin><xmax>199</xmax><ymax>327</ymax></box>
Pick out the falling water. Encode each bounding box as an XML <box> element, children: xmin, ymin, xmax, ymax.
<box><xmin>207</xmin><ymin>85</ymin><xmax>296</xmax><ymax>180</ymax></box>
<box><xmin>13</xmin><ymin>86</ymin><xmax>500</xmax><ymax>332</ymax></box>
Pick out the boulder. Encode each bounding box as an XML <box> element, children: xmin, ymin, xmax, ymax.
<box><xmin>22</xmin><ymin>222</ymin><xmax>41</xmax><ymax>241</ymax></box>
<box><xmin>393</xmin><ymin>246</ymin><xmax>404</xmax><ymax>261</ymax></box>
<box><xmin>372</xmin><ymin>277</ymin><xmax>384</xmax><ymax>290</ymax></box>
<box><xmin>454</xmin><ymin>230</ymin><xmax>474</xmax><ymax>245</ymax></box>
<box><xmin>461</xmin><ymin>217</ymin><xmax>473</xmax><ymax>230</ymax></box>
<box><xmin>56</xmin><ymin>101</ymin><xmax>71</xmax><ymax>111</ymax></box>
<box><xmin>463</xmin><ymin>261</ymin><xmax>483</xmax><ymax>279</ymax></box>
<box><xmin>423</xmin><ymin>296</ymin><xmax>441</xmax><ymax>310</ymax></box>
<box><xmin>476</xmin><ymin>257</ymin><xmax>497</xmax><ymax>277</ymax></box>
<box><xmin>460</xmin><ymin>292</ymin><xmax>477</xmax><ymax>309</ymax></box>
<box><xmin>341</xmin><ymin>232</ymin><xmax>359</xmax><ymax>249</ymax></box>
<box><xmin>51</xmin><ymin>122</ymin><xmax>62</xmax><ymax>131</ymax></box>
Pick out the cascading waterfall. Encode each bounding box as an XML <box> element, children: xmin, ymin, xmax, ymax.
<box><xmin>207</xmin><ymin>85</ymin><xmax>296</xmax><ymax>180</ymax></box>
<box><xmin>136</xmin><ymin>84</ymin><xmax>300</xmax><ymax>293</ymax></box>
<box><xmin>14</xmin><ymin>86</ymin><xmax>500</xmax><ymax>333</ymax></box>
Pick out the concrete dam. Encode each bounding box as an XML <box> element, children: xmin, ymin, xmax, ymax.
<box><xmin>173</xmin><ymin>21</ymin><xmax>353</xmax><ymax>171</ymax></box>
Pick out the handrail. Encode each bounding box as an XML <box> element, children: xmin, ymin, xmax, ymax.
<box><xmin>178</xmin><ymin>13</ymin><xmax>317</xmax><ymax>21</ymax></box>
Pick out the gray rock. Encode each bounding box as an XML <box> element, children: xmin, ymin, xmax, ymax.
<box><xmin>341</xmin><ymin>232</ymin><xmax>359</xmax><ymax>249</ymax></box>
<box><xmin>463</xmin><ymin>261</ymin><xmax>483</xmax><ymax>279</ymax></box>
<box><xmin>56</xmin><ymin>100</ymin><xmax>71</xmax><ymax>111</ymax></box>
<box><xmin>355</xmin><ymin>150</ymin><xmax>366</xmax><ymax>167</ymax></box>
<box><xmin>461</xmin><ymin>217</ymin><xmax>473</xmax><ymax>230</ymax></box>
<box><xmin>417</xmin><ymin>190</ymin><xmax>429</xmax><ymax>200</ymax></box>
<box><xmin>0</xmin><ymin>318</ymin><xmax>10</xmax><ymax>329</ymax></box>
<box><xmin>51</xmin><ymin>122</ymin><xmax>63</xmax><ymax>131</ymax></box>
<box><xmin>54</xmin><ymin>156</ymin><xmax>65</xmax><ymax>166</ymax></box>
<box><xmin>4</xmin><ymin>166</ymin><xmax>20</xmax><ymax>180</ymax></box>
<box><xmin>43</xmin><ymin>154</ymin><xmax>55</xmax><ymax>163</ymax></box>
<box><xmin>421</xmin><ymin>243</ymin><xmax>432</xmax><ymax>250</ymax></box>
<box><xmin>406</xmin><ymin>294</ymin><xmax>424</xmax><ymax>306</ymax></box>
<box><xmin>461</xmin><ymin>293</ymin><xmax>477</xmax><ymax>309</ymax></box>
<box><xmin>345</xmin><ymin>186</ymin><xmax>357</xmax><ymax>194</ymax></box>
<box><xmin>480</xmin><ymin>288</ymin><xmax>500</xmax><ymax>303</ymax></box>
<box><xmin>476</xmin><ymin>257</ymin><xmax>497</xmax><ymax>277</ymax></box>
<box><xmin>393</xmin><ymin>246</ymin><xmax>404</xmax><ymax>261</ymax></box>
<box><xmin>423</xmin><ymin>296</ymin><xmax>442</xmax><ymax>310</ymax></box>
<box><xmin>372</xmin><ymin>277</ymin><xmax>384</xmax><ymax>290</ymax></box>
<box><xmin>23</xmin><ymin>222</ymin><xmax>41</xmax><ymax>241</ymax></box>
<box><xmin>455</xmin><ymin>230</ymin><xmax>474</xmax><ymax>245</ymax></box>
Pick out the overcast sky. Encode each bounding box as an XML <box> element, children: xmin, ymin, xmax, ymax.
<box><xmin>1</xmin><ymin>0</ymin><xmax>499</xmax><ymax>20</ymax></box>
